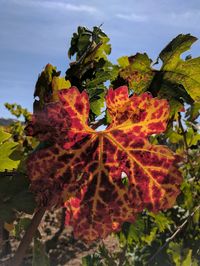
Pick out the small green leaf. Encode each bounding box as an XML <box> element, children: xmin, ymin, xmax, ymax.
<box><xmin>186</xmin><ymin>128</ymin><xmax>200</xmax><ymax>146</ymax></box>
<box><xmin>117</xmin><ymin>56</ymin><xmax>129</xmax><ymax>68</ymax></box>
<box><xmin>141</xmin><ymin>227</ymin><xmax>157</xmax><ymax>245</ymax></box>
<box><xmin>167</xmin><ymin>242</ymin><xmax>182</xmax><ymax>265</ymax></box>
<box><xmin>77</xmin><ymin>34</ymin><xmax>91</xmax><ymax>52</ymax></box>
<box><xmin>181</xmin><ymin>181</ymin><xmax>193</xmax><ymax>209</ymax></box>
<box><xmin>126</xmin><ymin>218</ymin><xmax>145</xmax><ymax>244</ymax></box>
<box><xmin>0</xmin><ymin>138</ymin><xmax>22</xmax><ymax>171</ymax></box>
<box><xmin>182</xmin><ymin>249</ymin><xmax>192</xmax><ymax>266</ymax></box>
<box><xmin>149</xmin><ymin>212</ymin><xmax>174</xmax><ymax>232</ymax></box>
<box><xmin>90</xmin><ymin>93</ymin><xmax>104</xmax><ymax>116</ymax></box>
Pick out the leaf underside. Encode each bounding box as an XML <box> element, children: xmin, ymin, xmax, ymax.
<box><xmin>27</xmin><ymin>86</ymin><xmax>182</xmax><ymax>242</ymax></box>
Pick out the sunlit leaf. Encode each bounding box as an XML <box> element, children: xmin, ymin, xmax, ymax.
<box><xmin>51</xmin><ymin>76</ymin><xmax>71</xmax><ymax>101</ymax></box>
<box><xmin>159</xmin><ymin>34</ymin><xmax>200</xmax><ymax>102</ymax></box>
<box><xmin>0</xmin><ymin>128</ymin><xmax>11</xmax><ymax>143</ymax></box>
<box><xmin>117</xmin><ymin>56</ymin><xmax>129</xmax><ymax>68</ymax></box>
<box><xmin>0</xmin><ymin>130</ymin><xmax>22</xmax><ymax>171</ymax></box>
<box><xmin>27</xmin><ymin>86</ymin><xmax>182</xmax><ymax>242</ymax></box>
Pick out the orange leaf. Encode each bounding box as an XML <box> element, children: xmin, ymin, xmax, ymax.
<box><xmin>27</xmin><ymin>86</ymin><xmax>182</xmax><ymax>242</ymax></box>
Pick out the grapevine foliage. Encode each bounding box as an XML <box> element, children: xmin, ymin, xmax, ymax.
<box><xmin>1</xmin><ymin>26</ymin><xmax>200</xmax><ymax>265</ymax></box>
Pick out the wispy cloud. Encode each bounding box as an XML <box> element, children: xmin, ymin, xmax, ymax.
<box><xmin>12</xmin><ymin>0</ymin><xmax>98</xmax><ymax>14</ymax></box>
<box><xmin>116</xmin><ymin>13</ymin><xmax>148</xmax><ymax>22</ymax></box>
<box><xmin>116</xmin><ymin>9</ymin><xmax>200</xmax><ymax>27</ymax></box>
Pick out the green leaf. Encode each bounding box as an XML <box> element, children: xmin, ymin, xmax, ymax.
<box><xmin>186</xmin><ymin>128</ymin><xmax>200</xmax><ymax>147</ymax></box>
<box><xmin>141</xmin><ymin>227</ymin><xmax>157</xmax><ymax>245</ymax></box>
<box><xmin>85</xmin><ymin>36</ymin><xmax>111</xmax><ymax>63</ymax></box>
<box><xmin>117</xmin><ymin>56</ymin><xmax>129</xmax><ymax>68</ymax></box>
<box><xmin>77</xmin><ymin>34</ymin><xmax>91</xmax><ymax>52</ymax></box>
<box><xmin>0</xmin><ymin>135</ymin><xmax>22</xmax><ymax>171</ymax></box>
<box><xmin>159</xmin><ymin>34</ymin><xmax>200</xmax><ymax>102</ymax></box>
<box><xmin>165</xmin><ymin>127</ymin><xmax>183</xmax><ymax>144</ymax></box>
<box><xmin>167</xmin><ymin>242</ymin><xmax>182</xmax><ymax>265</ymax></box>
<box><xmin>119</xmin><ymin>53</ymin><xmax>154</xmax><ymax>93</ymax></box>
<box><xmin>90</xmin><ymin>93</ymin><xmax>104</xmax><ymax>116</ymax></box>
<box><xmin>181</xmin><ymin>181</ymin><xmax>193</xmax><ymax>209</ymax></box>
<box><xmin>126</xmin><ymin>218</ymin><xmax>145</xmax><ymax>244</ymax></box>
<box><xmin>182</xmin><ymin>249</ymin><xmax>192</xmax><ymax>266</ymax></box>
<box><xmin>68</xmin><ymin>26</ymin><xmax>111</xmax><ymax>63</ymax></box>
<box><xmin>0</xmin><ymin>128</ymin><xmax>11</xmax><ymax>143</ymax></box>
<box><xmin>149</xmin><ymin>212</ymin><xmax>174</xmax><ymax>232</ymax></box>
<box><xmin>159</xmin><ymin>34</ymin><xmax>197</xmax><ymax>65</ymax></box>
<box><xmin>52</xmin><ymin>76</ymin><xmax>71</xmax><ymax>101</ymax></box>
<box><xmin>32</xmin><ymin>238</ymin><xmax>50</xmax><ymax>266</ymax></box>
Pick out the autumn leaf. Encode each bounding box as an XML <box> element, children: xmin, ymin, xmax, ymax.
<box><xmin>27</xmin><ymin>86</ymin><xmax>182</xmax><ymax>242</ymax></box>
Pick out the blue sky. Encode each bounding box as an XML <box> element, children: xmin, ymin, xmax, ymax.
<box><xmin>1</xmin><ymin>0</ymin><xmax>200</xmax><ymax>118</ymax></box>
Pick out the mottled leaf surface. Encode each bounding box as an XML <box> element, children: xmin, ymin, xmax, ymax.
<box><xmin>27</xmin><ymin>86</ymin><xmax>182</xmax><ymax>241</ymax></box>
<box><xmin>159</xmin><ymin>34</ymin><xmax>200</xmax><ymax>102</ymax></box>
<box><xmin>119</xmin><ymin>53</ymin><xmax>155</xmax><ymax>94</ymax></box>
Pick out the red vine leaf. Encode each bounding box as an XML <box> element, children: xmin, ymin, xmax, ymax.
<box><xmin>27</xmin><ymin>86</ymin><xmax>182</xmax><ymax>242</ymax></box>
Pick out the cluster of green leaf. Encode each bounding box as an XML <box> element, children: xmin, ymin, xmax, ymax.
<box><xmin>66</xmin><ymin>26</ymin><xmax>119</xmax><ymax>119</ymax></box>
<box><xmin>3</xmin><ymin>103</ymin><xmax>38</xmax><ymax>153</ymax></box>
